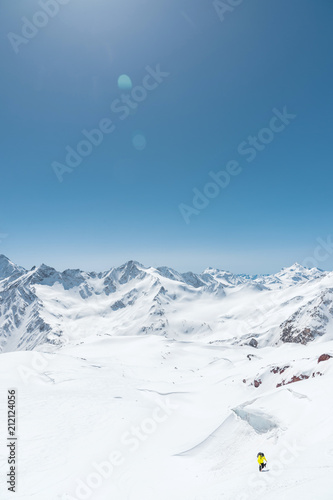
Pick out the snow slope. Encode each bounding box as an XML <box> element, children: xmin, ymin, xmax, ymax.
<box><xmin>0</xmin><ymin>336</ymin><xmax>332</xmax><ymax>499</ymax></box>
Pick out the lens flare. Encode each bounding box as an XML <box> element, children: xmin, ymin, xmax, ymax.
<box><xmin>117</xmin><ymin>74</ymin><xmax>132</xmax><ymax>90</ymax></box>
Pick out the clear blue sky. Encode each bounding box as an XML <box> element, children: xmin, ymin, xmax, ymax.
<box><xmin>1</xmin><ymin>0</ymin><xmax>332</xmax><ymax>274</ymax></box>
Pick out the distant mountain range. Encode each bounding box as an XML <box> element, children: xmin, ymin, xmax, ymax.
<box><xmin>1</xmin><ymin>255</ymin><xmax>332</xmax><ymax>353</ymax></box>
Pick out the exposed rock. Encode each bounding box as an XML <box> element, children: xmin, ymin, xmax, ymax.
<box><xmin>281</xmin><ymin>325</ymin><xmax>314</xmax><ymax>344</ymax></box>
<box><xmin>156</xmin><ymin>267</ymin><xmax>183</xmax><ymax>282</ymax></box>
<box><xmin>318</xmin><ymin>353</ymin><xmax>332</xmax><ymax>363</ymax></box>
<box><xmin>118</xmin><ymin>261</ymin><xmax>145</xmax><ymax>285</ymax></box>
<box><xmin>249</xmin><ymin>338</ymin><xmax>258</xmax><ymax>348</ymax></box>
<box><xmin>276</xmin><ymin>374</ymin><xmax>309</xmax><ymax>388</ymax></box>
<box><xmin>111</xmin><ymin>300</ymin><xmax>125</xmax><ymax>311</ymax></box>
<box><xmin>271</xmin><ymin>365</ymin><xmax>290</xmax><ymax>374</ymax></box>
<box><xmin>280</xmin><ymin>289</ymin><xmax>333</xmax><ymax>344</ymax></box>
<box><xmin>254</xmin><ymin>379</ymin><xmax>262</xmax><ymax>388</ymax></box>
<box><xmin>0</xmin><ymin>254</ymin><xmax>25</xmax><ymax>280</ymax></box>
<box><xmin>181</xmin><ymin>272</ymin><xmax>206</xmax><ymax>289</ymax></box>
<box><xmin>150</xmin><ymin>306</ymin><xmax>165</xmax><ymax>317</ymax></box>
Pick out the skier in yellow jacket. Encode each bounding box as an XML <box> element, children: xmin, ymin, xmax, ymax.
<box><xmin>257</xmin><ymin>452</ymin><xmax>267</xmax><ymax>471</ymax></box>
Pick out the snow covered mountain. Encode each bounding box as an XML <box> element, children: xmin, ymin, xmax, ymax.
<box><xmin>1</xmin><ymin>255</ymin><xmax>333</xmax><ymax>499</ymax></box>
<box><xmin>0</xmin><ymin>255</ymin><xmax>333</xmax><ymax>353</ymax></box>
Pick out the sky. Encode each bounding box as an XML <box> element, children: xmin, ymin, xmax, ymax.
<box><xmin>1</xmin><ymin>0</ymin><xmax>333</xmax><ymax>274</ymax></box>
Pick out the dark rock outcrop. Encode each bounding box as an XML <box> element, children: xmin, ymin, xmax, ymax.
<box><xmin>318</xmin><ymin>353</ymin><xmax>332</xmax><ymax>363</ymax></box>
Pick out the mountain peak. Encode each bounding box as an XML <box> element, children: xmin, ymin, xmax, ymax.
<box><xmin>116</xmin><ymin>260</ymin><xmax>145</xmax><ymax>271</ymax></box>
<box><xmin>0</xmin><ymin>255</ymin><xmax>25</xmax><ymax>280</ymax></box>
<box><xmin>116</xmin><ymin>260</ymin><xmax>146</xmax><ymax>285</ymax></box>
<box><xmin>286</xmin><ymin>262</ymin><xmax>306</xmax><ymax>270</ymax></box>
<box><xmin>33</xmin><ymin>263</ymin><xmax>58</xmax><ymax>275</ymax></box>
<box><xmin>126</xmin><ymin>260</ymin><xmax>145</xmax><ymax>268</ymax></box>
<box><xmin>29</xmin><ymin>263</ymin><xmax>59</xmax><ymax>285</ymax></box>
<box><xmin>276</xmin><ymin>262</ymin><xmax>325</xmax><ymax>285</ymax></box>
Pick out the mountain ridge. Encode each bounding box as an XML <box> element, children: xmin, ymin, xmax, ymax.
<box><xmin>0</xmin><ymin>255</ymin><xmax>332</xmax><ymax>353</ymax></box>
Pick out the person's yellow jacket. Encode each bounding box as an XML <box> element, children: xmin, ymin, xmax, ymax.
<box><xmin>258</xmin><ymin>455</ymin><xmax>266</xmax><ymax>464</ymax></box>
